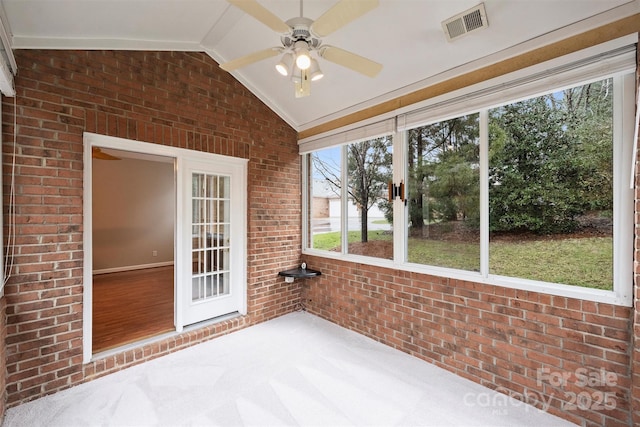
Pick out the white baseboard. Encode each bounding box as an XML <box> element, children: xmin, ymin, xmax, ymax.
<box><xmin>93</xmin><ymin>261</ymin><xmax>174</xmax><ymax>275</ymax></box>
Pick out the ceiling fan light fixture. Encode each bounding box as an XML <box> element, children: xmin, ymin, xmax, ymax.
<box><xmin>309</xmin><ymin>59</ymin><xmax>323</xmax><ymax>81</ymax></box>
<box><xmin>294</xmin><ymin>41</ymin><xmax>311</xmax><ymax>70</ymax></box>
<box><xmin>221</xmin><ymin>0</ymin><xmax>383</xmax><ymax>98</ymax></box>
<box><xmin>296</xmin><ymin>51</ymin><xmax>311</xmax><ymax>70</ymax></box>
<box><xmin>275</xmin><ymin>52</ymin><xmax>294</xmax><ymax>76</ymax></box>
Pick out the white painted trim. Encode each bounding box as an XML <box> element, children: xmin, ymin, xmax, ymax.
<box><xmin>613</xmin><ymin>73</ymin><xmax>635</xmax><ymax>306</ymax></box>
<box><xmin>82</xmin><ymin>137</ymin><xmax>94</xmax><ymax>363</ymax></box>
<box><xmin>82</xmin><ymin>133</ymin><xmax>248</xmax><ymax>362</ymax></box>
<box><xmin>84</xmin><ymin>133</ymin><xmax>249</xmax><ymax>165</ymax></box>
<box><xmin>0</xmin><ymin>2</ymin><xmax>16</xmax><ymax>73</ymax></box>
<box><xmin>299</xmin><ymin>118</ymin><xmax>395</xmax><ymax>154</ymax></box>
<box><xmin>93</xmin><ymin>261</ymin><xmax>174</xmax><ymax>276</ymax></box>
<box><xmin>396</xmin><ymin>45</ymin><xmax>636</xmax><ymax>132</ymax></box>
<box><xmin>175</xmin><ymin>156</ymin><xmax>185</xmax><ymax>333</ymax></box>
<box><xmin>11</xmin><ymin>36</ymin><xmax>203</xmax><ymax>52</ymax></box>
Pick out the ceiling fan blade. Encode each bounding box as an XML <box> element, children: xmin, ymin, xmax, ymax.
<box><xmin>319</xmin><ymin>46</ymin><xmax>382</xmax><ymax>78</ymax></box>
<box><xmin>311</xmin><ymin>0</ymin><xmax>379</xmax><ymax>37</ymax></box>
<box><xmin>227</xmin><ymin>0</ymin><xmax>290</xmax><ymax>33</ymax></box>
<box><xmin>219</xmin><ymin>48</ymin><xmax>281</xmax><ymax>72</ymax></box>
<box><xmin>92</xmin><ymin>147</ymin><xmax>121</xmax><ymax>161</ymax></box>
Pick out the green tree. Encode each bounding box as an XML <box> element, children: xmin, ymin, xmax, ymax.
<box><xmin>429</xmin><ymin>151</ymin><xmax>479</xmax><ymax>222</ymax></box>
<box><xmin>488</xmin><ymin>80</ymin><xmax>613</xmax><ymax>234</ymax></box>
<box><xmin>347</xmin><ymin>137</ymin><xmax>393</xmax><ymax>242</ymax></box>
<box><xmin>407</xmin><ymin>115</ymin><xmax>479</xmax><ymax>232</ymax></box>
<box><xmin>562</xmin><ymin>80</ymin><xmax>613</xmax><ymax>212</ymax></box>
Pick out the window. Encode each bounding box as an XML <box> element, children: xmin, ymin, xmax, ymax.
<box><xmin>307</xmin><ymin>137</ymin><xmax>393</xmax><ymax>261</ymax></box>
<box><xmin>488</xmin><ymin>79</ymin><xmax>614</xmax><ymax>289</ymax></box>
<box><xmin>346</xmin><ymin>137</ymin><xmax>393</xmax><ymax>260</ymax></box>
<box><xmin>301</xmin><ymin>42</ymin><xmax>635</xmax><ymax>306</ymax></box>
<box><xmin>406</xmin><ymin>114</ymin><xmax>480</xmax><ymax>271</ymax></box>
<box><xmin>309</xmin><ymin>146</ymin><xmax>342</xmax><ymax>252</ymax></box>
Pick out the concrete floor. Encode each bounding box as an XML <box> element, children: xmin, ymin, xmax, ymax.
<box><xmin>3</xmin><ymin>312</ymin><xmax>573</xmax><ymax>426</ymax></box>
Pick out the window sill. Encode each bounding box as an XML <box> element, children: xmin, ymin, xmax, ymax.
<box><xmin>302</xmin><ymin>249</ymin><xmax>630</xmax><ymax>307</ymax></box>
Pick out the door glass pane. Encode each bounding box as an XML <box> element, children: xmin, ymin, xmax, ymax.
<box><xmin>192</xmin><ymin>251</ymin><xmax>201</xmax><ymax>274</ymax></box>
<box><xmin>219</xmin><ymin>176</ymin><xmax>230</xmax><ymax>198</ymax></box>
<box><xmin>193</xmin><ymin>174</ymin><xmax>203</xmax><ymax>197</ymax></box>
<box><xmin>192</xmin><ymin>199</ymin><xmax>202</xmax><ymax>223</ymax></box>
<box><xmin>207</xmin><ymin>175</ymin><xmax>217</xmax><ymax>198</ymax></box>
<box><xmin>221</xmin><ymin>200</ymin><xmax>230</xmax><ymax>222</ymax></box>
<box><xmin>219</xmin><ymin>272</ymin><xmax>230</xmax><ymax>295</ymax></box>
<box><xmin>220</xmin><ymin>248</ymin><xmax>230</xmax><ymax>271</ymax></box>
<box><xmin>221</xmin><ymin>224</ymin><xmax>230</xmax><ymax>247</ymax></box>
<box><xmin>191</xmin><ymin>172</ymin><xmax>231</xmax><ymax>302</ymax></box>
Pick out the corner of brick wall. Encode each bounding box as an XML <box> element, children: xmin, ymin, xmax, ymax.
<box><xmin>0</xmin><ymin>296</ymin><xmax>7</xmax><ymax>423</ymax></box>
<box><xmin>630</xmin><ymin>39</ymin><xmax>640</xmax><ymax>427</ymax></box>
<box><xmin>301</xmin><ymin>256</ymin><xmax>633</xmax><ymax>426</ymax></box>
<box><xmin>1</xmin><ymin>50</ymin><xmax>302</xmax><ymax>406</ymax></box>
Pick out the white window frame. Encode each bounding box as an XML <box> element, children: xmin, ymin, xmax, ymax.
<box><xmin>301</xmin><ymin>37</ymin><xmax>636</xmax><ymax>307</ymax></box>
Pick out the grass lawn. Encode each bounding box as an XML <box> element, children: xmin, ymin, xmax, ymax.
<box><xmin>312</xmin><ymin>231</ymin><xmax>612</xmax><ymax>290</ymax></box>
<box><xmin>489</xmin><ymin>237</ymin><xmax>612</xmax><ymax>290</ymax></box>
<box><xmin>312</xmin><ymin>230</ymin><xmax>392</xmax><ymax>250</ymax></box>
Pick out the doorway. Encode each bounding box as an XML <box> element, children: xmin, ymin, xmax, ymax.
<box><xmin>91</xmin><ymin>148</ymin><xmax>176</xmax><ymax>353</ymax></box>
<box><xmin>83</xmin><ymin>133</ymin><xmax>248</xmax><ymax>362</ymax></box>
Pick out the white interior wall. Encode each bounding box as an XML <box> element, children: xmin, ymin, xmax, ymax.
<box><xmin>92</xmin><ymin>155</ymin><xmax>174</xmax><ymax>272</ymax></box>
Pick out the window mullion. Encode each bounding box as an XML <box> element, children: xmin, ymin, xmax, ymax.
<box><xmin>341</xmin><ymin>144</ymin><xmax>349</xmax><ymax>254</ymax></box>
<box><xmin>301</xmin><ymin>154</ymin><xmax>309</xmax><ymax>250</ymax></box>
<box><xmin>393</xmin><ymin>129</ymin><xmax>407</xmax><ymax>265</ymax></box>
<box><xmin>480</xmin><ymin>109</ymin><xmax>489</xmax><ymax>277</ymax></box>
<box><xmin>612</xmin><ymin>73</ymin><xmax>634</xmax><ymax>305</ymax></box>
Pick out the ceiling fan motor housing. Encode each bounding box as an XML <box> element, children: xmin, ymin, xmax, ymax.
<box><xmin>283</xmin><ymin>17</ymin><xmax>321</xmax><ymax>50</ymax></box>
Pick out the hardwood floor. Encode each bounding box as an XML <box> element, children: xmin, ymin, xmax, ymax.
<box><xmin>92</xmin><ymin>266</ymin><xmax>175</xmax><ymax>354</ymax></box>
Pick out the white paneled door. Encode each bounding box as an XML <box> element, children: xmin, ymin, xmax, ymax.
<box><xmin>182</xmin><ymin>158</ymin><xmax>246</xmax><ymax>326</ymax></box>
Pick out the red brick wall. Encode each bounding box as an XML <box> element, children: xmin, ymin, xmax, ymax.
<box><xmin>301</xmin><ymin>258</ymin><xmax>633</xmax><ymax>426</ymax></box>
<box><xmin>1</xmin><ymin>50</ymin><xmax>300</xmax><ymax>406</ymax></box>
<box><xmin>0</xmin><ymin>296</ymin><xmax>7</xmax><ymax>423</ymax></box>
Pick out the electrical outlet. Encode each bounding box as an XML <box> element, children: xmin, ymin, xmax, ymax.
<box><xmin>152</xmin><ymin>250</ymin><xmax>158</xmax><ymax>257</ymax></box>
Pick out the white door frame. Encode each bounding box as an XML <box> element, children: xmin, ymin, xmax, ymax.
<box><xmin>82</xmin><ymin>133</ymin><xmax>247</xmax><ymax>363</ymax></box>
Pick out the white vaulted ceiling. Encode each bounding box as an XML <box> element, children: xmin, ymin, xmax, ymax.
<box><xmin>1</xmin><ymin>0</ymin><xmax>638</xmax><ymax>132</ymax></box>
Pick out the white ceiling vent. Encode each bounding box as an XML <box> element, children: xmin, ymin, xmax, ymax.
<box><xmin>442</xmin><ymin>3</ymin><xmax>488</xmax><ymax>42</ymax></box>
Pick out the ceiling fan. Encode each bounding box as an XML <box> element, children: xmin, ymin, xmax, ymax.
<box><xmin>220</xmin><ymin>0</ymin><xmax>382</xmax><ymax>97</ymax></box>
